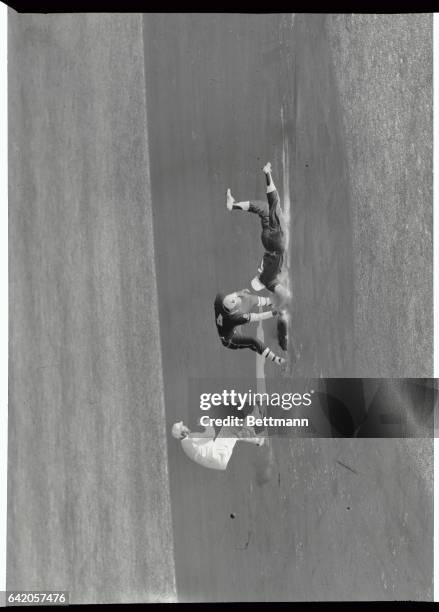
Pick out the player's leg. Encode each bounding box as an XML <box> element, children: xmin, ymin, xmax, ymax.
<box><xmin>259</xmin><ymin>252</ymin><xmax>282</xmax><ymax>294</ymax></box>
<box><xmin>257</xmin><ymin>252</ymin><xmax>290</xmax><ymax>305</ymax></box>
<box><xmin>270</xmin><ymin>278</ymin><xmax>291</xmax><ymax>350</ymax></box>
<box><xmin>256</xmin><ymin>253</ymin><xmax>290</xmax><ymax>349</ymax></box>
<box><xmin>226</xmin><ymin>189</ymin><xmax>270</xmax><ymax>226</ymax></box>
<box><xmin>250</xmin><ymin>257</ymin><xmax>266</xmax><ymax>292</ymax></box>
<box><xmin>263</xmin><ymin>162</ymin><xmax>280</xmax><ymax>212</ymax></box>
<box><xmin>227</xmin><ymin>333</ymin><xmax>285</xmax><ymax>366</ymax></box>
<box><xmin>227</xmin><ymin>165</ymin><xmax>284</xmax><ymax>255</ymax></box>
<box><xmin>262</xmin><ymin>163</ymin><xmax>286</xmax><ymax>253</ymax></box>
<box><xmin>276</xmin><ymin>308</ymin><xmax>289</xmax><ymax>351</ymax></box>
<box><xmin>263</xmin><ymin>162</ymin><xmax>281</xmax><ymax>222</ymax></box>
<box><xmin>226</xmin><ymin>188</ymin><xmax>250</xmax><ymax>211</ymax></box>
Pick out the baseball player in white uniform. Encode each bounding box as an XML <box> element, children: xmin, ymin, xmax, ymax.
<box><xmin>171</xmin><ymin>421</ymin><xmax>264</xmax><ymax>471</ymax></box>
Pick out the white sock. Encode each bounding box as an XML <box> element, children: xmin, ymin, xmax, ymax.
<box><xmin>233</xmin><ymin>201</ymin><xmax>250</xmax><ymax>211</ymax></box>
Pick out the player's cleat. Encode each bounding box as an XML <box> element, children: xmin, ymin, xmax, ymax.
<box><xmin>262</xmin><ymin>162</ymin><xmax>272</xmax><ymax>174</ymax></box>
<box><xmin>226</xmin><ymin>188</ymin><xmax>235</xmax><ymax>211</ymax></box>
<box><xmin>277</xmin><ymin>310</ymin><xmax>289</xmax><ymax>351</ymax></box>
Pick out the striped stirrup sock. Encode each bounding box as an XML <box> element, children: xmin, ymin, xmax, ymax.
<box><xmin>262</xmin><ymin>347</ymin><xmax>285</xmax><ymax>366</ymax></box>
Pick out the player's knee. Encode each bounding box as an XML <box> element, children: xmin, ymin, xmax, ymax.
<box><xmin>268</xmin><ymin>190</ymin><xmax>280</xmax><ymax>206</ymax></box>
<box><xmin>254</xmin><ymin>341</ymin><xmax>266</xmax><ymax>355</ymax></box>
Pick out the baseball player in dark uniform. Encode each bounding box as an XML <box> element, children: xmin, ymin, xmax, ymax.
<box><xmin>225</xmin><ymin>162</ymin><xmax>290</xmax><ymax>350</ymax></box>
<box><xmin>214</xmin><ymin>289</ymin><xmax>285</xmax><ymax>366</ymax></box>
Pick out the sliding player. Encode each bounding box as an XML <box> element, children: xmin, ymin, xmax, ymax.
<box><xmin>226</xmin><ymin>162</ymin><xmax>290</xmax><ymax>350</ymax></box>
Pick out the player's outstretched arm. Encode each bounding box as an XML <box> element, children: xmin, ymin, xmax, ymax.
<box><xmin>248</xmin><ymin>310</ymin><xmax>278</xmax><ymax>323</ymax></box>
<box><xmin>238</xmin><ymin>293</ymin><xmax>272</xmax><ymax>308</ymax></box>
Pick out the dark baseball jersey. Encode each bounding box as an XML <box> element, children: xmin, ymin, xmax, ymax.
<box><xmin>214</xmin><ymin>293</ymin><xmax>250</xmax><ymax>340</ymax></box>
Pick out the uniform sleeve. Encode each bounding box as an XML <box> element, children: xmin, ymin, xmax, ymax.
<box><xmin>232</xmin><ymin>313</ymin><xmax>250</xmax><ymax>326</ymax></box>
<box><xmin>248</xmin><ymin>311</ymin><xmax>275</xmax><ymax>322</ymax></box>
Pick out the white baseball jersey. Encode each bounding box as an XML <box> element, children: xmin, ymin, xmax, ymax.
<box><xmin>181</xmin><ymin>435</ymin><xmax>237</xmax><ymax>470</ymax></box>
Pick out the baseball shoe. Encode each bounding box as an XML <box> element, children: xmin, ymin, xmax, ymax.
<box><xmin>226</xmin><ymin>188</ymin><xmax>235</xmax><ymax>211</ymax></box>
<box><xmin>262</xmin><ymin>162</ymin><xmax>272</xmax><ymax>174</ymax></box>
